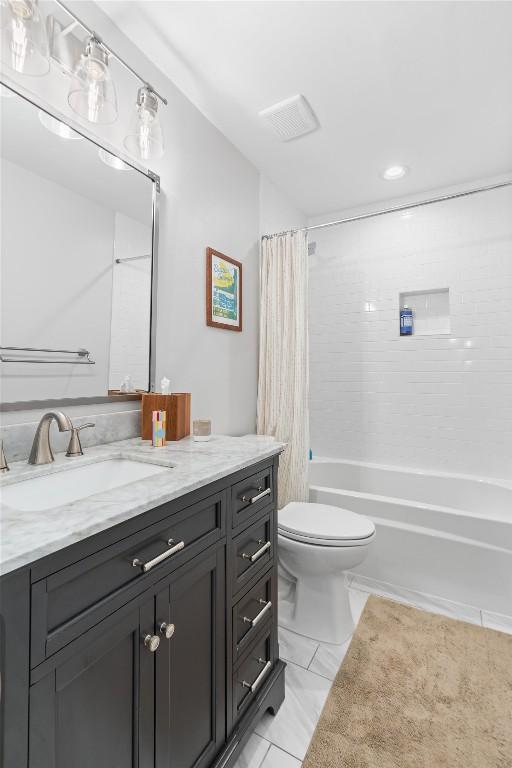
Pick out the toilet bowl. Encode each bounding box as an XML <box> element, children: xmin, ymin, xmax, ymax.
<box><xmin>278</xmin><ymin>502</ymin><xmax>375</xmax><ymax>644</ymax></box>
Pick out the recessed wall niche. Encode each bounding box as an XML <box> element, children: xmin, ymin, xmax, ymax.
<box><xmin>399</xmin><ymin>288</ymin><xmax>450</xmax><ymax>336</ymax></box>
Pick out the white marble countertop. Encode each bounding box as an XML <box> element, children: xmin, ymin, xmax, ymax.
<box><xmin>0</xmin><ymin>435</ymin><xmax>285</xmax><ymax>577</ymax></box>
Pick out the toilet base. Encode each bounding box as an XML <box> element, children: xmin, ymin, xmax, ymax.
<box><xmin>280</xmin><ymin>573</ymin><xmax>355</xmax><ymax>645</ymax></box>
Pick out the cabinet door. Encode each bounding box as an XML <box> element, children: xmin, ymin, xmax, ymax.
<box><xmin>29</xmin><ymin>598</ymin><xmax>155</xmax><ymax>768</ymax></box>
<box><xmin>155</xmin><ymin>546</ymin><xmax>226</xmax><ymax>768</ymax></box>
<box><xmin>0</xmin><ymin>570</ymin><xmax>30</xmax><ymax>768</ymax></box>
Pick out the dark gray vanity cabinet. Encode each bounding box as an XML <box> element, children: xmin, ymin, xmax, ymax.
<box><xmin>28</xmin><ymin>545</ymin><xmax>225</xmax><ymax>768</ymax></box>
<box><xmin>154</xmin><ymin>545</ymin><xmax>226</xmax><ymax>768</ymax></box>
<box><xmin>29</xmin><ymin>595</ymin><xmax>156</xmax><ymax>768</ymax></box>
<box><xmin>1</xmin><ymin>455</ymin><xmax>285</xmax><ymax>768</ymax></box>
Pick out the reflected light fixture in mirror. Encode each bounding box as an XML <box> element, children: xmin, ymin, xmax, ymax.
<box><xmin>38</xmin><ymin>109</ymin><xmax>83</xmax><ymax>140</ymax></box>
<box><xmin>68</xmin><ymin>36</ymin><xmax>118</xmax><ymax>124</ymax></box>
<box><xmin>124</xmin><ymin>86</ymin><xmax>164</xmax><ymax>161</ymax></box>
<box><xmin>98</xmin><ymin>147</ymin><xmax>131</xmax><ymax>171</ymax></box>
<box><xmin>0</xmin><ymin>0</ymin><xmax>50</xmax><ymax>75</ymax></box>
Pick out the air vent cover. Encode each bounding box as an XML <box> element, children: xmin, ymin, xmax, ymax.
<box><xmin>259</xmin><ymin>94</ymin><xmax>318</xmax><ymax>142</ymax></box>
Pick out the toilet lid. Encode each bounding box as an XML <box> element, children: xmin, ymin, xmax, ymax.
<box><xmin>278</xmin><ymin>502</ymin><xmax>375</xmax><ymax>543</ymax></box>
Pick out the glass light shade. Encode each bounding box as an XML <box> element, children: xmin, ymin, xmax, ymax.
<box><xmin>68</xmin><ymin>37</ymin><xmax>117</xmax><ymax>125</ymax></box>
<box><xmin>0</xmin><ymin>0</ymin><xmax>50</xmax><ymax>76</ymax></box>
<box><xmin>38</xmin><ymin>110</ymin><xmax>83</xmax><ymax>140</ymax></box>
<box><xmin>98</xmin><ymin>148</ymin><xmax>131</xmax><ymax>171</ymax></box>
<box><xmin>123</xmin><ymin>86</ymin><xmax>164</xmax><ymax>161</ymax></box>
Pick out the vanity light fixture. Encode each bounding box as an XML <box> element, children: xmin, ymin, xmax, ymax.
<box><xmin>98</xmin><ymin>147</ymin><xmax>131</xmax><ymax>171</ymax></box>
<box><xmin>123</xmin><ymin>85</ymin><xmax>164</xmax><ymax>161</ymax></box>
<box><xmin>0</xmin><ymin>0</ymin><xmax>50</xmax><ymax>76</ymax></box>
<box><xmin>381</xmin><ymin>164</ymin><xmax>409</xmax><ymax>181</ymax></box>
<box><xmin>68</xmin><ymin>35</ymin><xmax>117</xmax><ymax>124</ymax></box>
<box><xmin>4</xmin><ymin>0</ymin><xmax>168</xmax><ymax>157</ymax></box>
<box><xmin>38</xmin><ymin>109</ymin><xmax>83</xmax><ymax>139</ymax></box>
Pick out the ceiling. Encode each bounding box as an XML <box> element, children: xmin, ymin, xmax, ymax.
<box><xmin>100</xmin><ymin>1</ymin><xmax>512</xmax><ymax>217</ymax></box>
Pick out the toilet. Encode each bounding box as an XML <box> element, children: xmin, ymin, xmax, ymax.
<box><xmin>278</xmin><ymin>502</ymin><xmax>375</xmax><ymax>644</ymax></box>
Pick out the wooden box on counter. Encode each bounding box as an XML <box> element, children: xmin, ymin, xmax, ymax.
<box><xmin>141</xmin><ymin>393</ymin><xmax>191</xmax><ymax>441</ymax></box>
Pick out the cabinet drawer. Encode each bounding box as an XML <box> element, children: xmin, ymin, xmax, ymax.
<box><xmin>231</xmin><ymin>465</ymin><xmax>273</xmax><ymax>528</ymax></box>
<box><xmin>232</xmin><ymin>570</ymin><xmax>273</xmax><ymax>663</ymax></box>
<box><xmin>231</xmin><ymin>512</ymin><xmax>273</xmax><ymax>596</ymax></box>
<box><xmin>233</xmin><ymin>626</ymin><xmax>275</xmax><ymax>720</ymax></box>
<box><xmin>31</xmin><ymin>492</ymin><xmax>225</xmax><ymax>665</ymax></box>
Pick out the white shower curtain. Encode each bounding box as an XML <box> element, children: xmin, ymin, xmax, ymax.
<box><xmin>257</xmin><ymin>231</ymin><xmax>309</xmax><ymax>508</ymax></box>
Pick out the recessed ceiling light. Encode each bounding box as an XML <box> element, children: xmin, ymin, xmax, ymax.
<box><xmin>38</xmin><ymin>110</ymin><xmax>83</xmax><ymax>140</ymax></box>
<box><xmin>98</xmin><ymin>148</ymin><xmax>131</xmax><ymax>171</ymax></box>
<box><xmin>381</xmin><ymin>165</ymin><xmax>409</xmax><ymax>181</ymax></box>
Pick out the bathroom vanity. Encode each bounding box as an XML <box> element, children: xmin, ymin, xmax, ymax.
<box><xmin>0</xmin><ymin>437</ymin><xmax>285</xmax><ymax>768</ymax></box>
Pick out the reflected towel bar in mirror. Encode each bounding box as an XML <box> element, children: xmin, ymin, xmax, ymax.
<box><xmin>0</xmin><ymin>347</ymin><xmax>95</xmax><ymax>364</ymax></box>
<box><xmin>115</xmin><ymin>254</ymin><xmax>151</xmax><ymax>264</ymax></box>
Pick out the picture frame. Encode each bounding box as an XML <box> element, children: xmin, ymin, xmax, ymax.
<box><xmin>206</xmin><ymin>247</ymin><xmax>243</xmax><ymax>332</ymax></box>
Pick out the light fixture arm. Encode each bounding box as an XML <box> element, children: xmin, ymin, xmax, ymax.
<box><xmin>53</xmin><ymin>0</ymin><xmax>167</xmax><ymax>106</ymax></box>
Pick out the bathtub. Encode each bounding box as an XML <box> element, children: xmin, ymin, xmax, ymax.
<box><xmin>309</xmin><ymin>458</ymin><xmax>512</xmax><ymax>615</ymax></box>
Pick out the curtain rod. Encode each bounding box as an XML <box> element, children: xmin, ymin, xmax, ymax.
<box><xmin>261</xmin><ymin>179</ymin><xmax>512</xmax><ymax>240</ymax></box>
<box><xmin>53</xmin><ymin>0</ymin><xmax>168</xmax><ymax>105</ymax></box>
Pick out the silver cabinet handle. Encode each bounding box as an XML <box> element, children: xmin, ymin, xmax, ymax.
<box><xmin>241</xmin><ymin>487</ymin><xmax>271</xmax><ymax>504</ymax></box>
<box><xmin>143</xmin><ymin>634</ymin><xmax>160</xmax><ymax>653</ymax></box>
<box><xmin>132</xmin><ymin>539</ymin><xmax>185</xmax><ymax>573</ymax></box>
<box><xmin>243</xmin><ymin>599</ymin><xmax>272</xmax><ymax>628</ymax></box>
<box><xmin>242</xmin><ymin>658</ymin><xmax>272</xmax><ymax>692</ymax></box>
<box><xmin>241</xmin><ymin>540</ymin><xmax>271</xmax><ymax>563</ymax></box>
<box><xmin>159</xmin><ymin>622</ymin><xmax>175</xmax><ymax>640</ymax></box>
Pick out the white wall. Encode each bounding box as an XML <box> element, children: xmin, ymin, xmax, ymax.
<box><xmin>0</xmin><ymin>158</ymin><xmax>114</xmax><ymax>402</ymax></box>
<box><xmin>260</xmin><ymin>175</ymin><xmax>306</xmax><ymax>236</ymax></box>
<box><xmin>1</xmin><ymin>1</ymin><xmax>263</xmax><ymax>435</ymax></box>
<box><xmin>109</xmin><ymin>213</ymin><xmax>152</xmax><ymax>390</ymax></box>
<box><xmin>309</xmin><ymin>184</ymin><xmax>512</xmax><ymax>480</ymax></box>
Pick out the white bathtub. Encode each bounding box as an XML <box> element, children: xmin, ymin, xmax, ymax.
<box><xmin>309</xmin><ymin>458</ymin><xmax>512</xmax><ymax>615</ymax></box>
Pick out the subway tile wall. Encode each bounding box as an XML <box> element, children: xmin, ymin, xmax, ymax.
<box><xmin>309</xmin><ymin>186</ymin><xmax>512</xmax><ymax>480</ymax></box>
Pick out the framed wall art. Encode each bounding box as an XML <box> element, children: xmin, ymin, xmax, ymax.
<box><xmin>206</xmin><ymin>247</ymin><xmax>242</xmax><ymax>332</ymax></box>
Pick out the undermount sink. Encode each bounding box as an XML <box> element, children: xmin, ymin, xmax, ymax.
<box><xmin>1</xmin><ymin>458</ymin><xmax>171</xmax><ymax>512</ymax></box>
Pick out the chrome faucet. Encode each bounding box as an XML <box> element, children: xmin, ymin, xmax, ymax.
<box><xmin>28</xmin><ymin>411</ymin><xmax>73</xmax><ymax>465</ymax></box>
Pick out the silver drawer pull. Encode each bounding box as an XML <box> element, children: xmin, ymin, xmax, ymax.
<box><xmin>241</xmin><ymin>487</ymin><xmax>271</xmax><ymax>504</ymax></box>
<box><xmin>132</xmin><ymin>539</ymin><xmax>185</xmax><ymax>573</ymax></box>
<box><xmin>243</xmin><ymin>599</ymin><xmax>272</xmax><ymax>628</ymax></box>
<box><xmin>242</xmin><ymin>658</ymin><xmax>272</xmax><ymax>693</ymax></box>
<box><xmin>241</xmin><ymin>539</ymin><xmax>271</xmax><ymax>563</ymax></box>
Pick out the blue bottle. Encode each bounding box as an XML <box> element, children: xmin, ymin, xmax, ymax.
<box><xmin>400</xmin><ymin>305</ymin><xmax>413</xmax><ymax>335</ymax></box>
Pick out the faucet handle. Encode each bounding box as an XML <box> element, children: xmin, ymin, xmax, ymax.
<box><xmin>0</xmin><ymin>440</ymin><xmax>9</xmax><ymax>472</ymax></box>
<box><xmin>66</xmin><ymin>423</ymin><xmax>95</xmax><ymax>458</ymax></box>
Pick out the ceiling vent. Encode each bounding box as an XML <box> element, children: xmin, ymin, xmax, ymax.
<box><xmin>259</xmin><ymin>94</ymin><xmax>319</xmax><ymax>142</ymax></box>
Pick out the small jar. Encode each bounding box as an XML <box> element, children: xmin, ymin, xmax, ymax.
<box><xmin>193</xmin><ymin>418</ymin><xmax>212</xmax><ymax>442</ymax></box>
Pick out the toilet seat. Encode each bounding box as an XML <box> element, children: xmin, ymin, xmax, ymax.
<box><xmin>278</xmin><ymin>502</ymin><xmax>375</xmax><ymax>547</ymax></box>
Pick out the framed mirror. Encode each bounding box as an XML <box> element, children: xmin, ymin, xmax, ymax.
<box><xmin>0</xmin><ymin>83</ymin><xmax>159</xmax><ymax>408</ymax></box>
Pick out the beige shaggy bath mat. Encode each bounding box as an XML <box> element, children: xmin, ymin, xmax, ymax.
<box><xmin>302</xmin><ymin>595</ymin><xmax>512</xmax><ymax>768</ymax></box>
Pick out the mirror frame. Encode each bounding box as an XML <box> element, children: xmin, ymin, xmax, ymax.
<box><xmin>0</xmin><ymin>81</ymin><xmax>160</xmax><ymax>412</ymax></box>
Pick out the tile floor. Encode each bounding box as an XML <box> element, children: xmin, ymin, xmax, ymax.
<box><xmin>233</xmin><ymin>576</ymin><xmax>512</xmax><ymax>768</ymax></box>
